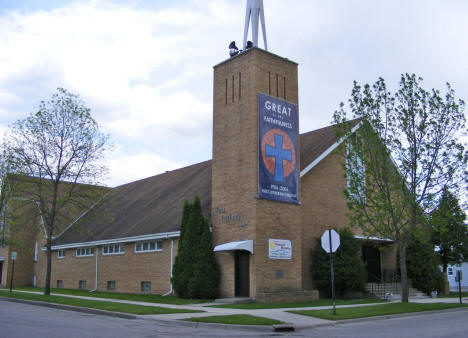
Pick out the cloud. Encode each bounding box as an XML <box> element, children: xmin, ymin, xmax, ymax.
<box><xmin>0</xmin><ymin>0</ymin><xmax>467</xmax><ymax>187</ymax></box>
<box><xmin>106</xmin><ymin>148</ymin><xmax>188</xmax><ymax>187</ymax></box>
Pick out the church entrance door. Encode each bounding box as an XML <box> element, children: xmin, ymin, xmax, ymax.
<box><xmin>362</xmin><ymin>245</ymin><xmax>381</xmax><ymax>283</ymax></box>
<box><xmin>235</xmin><ymin>251</ymin><xmax>249</xmax><ymax>297</ymax></box>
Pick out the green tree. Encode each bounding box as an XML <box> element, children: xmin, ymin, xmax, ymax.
<box><xmin>8</xmin><ymin>88</ymin><xmax>110</xmax><ymax>295</ymax></box>
<box><xmin>406</xmin><ymin>230</ymin><xmax>444</xmax><ymax>295</ymax></box>
<box><xmin>334</xmin><ymin>74</ymin><xmax>466</xmax><ymax>302</ymax></box>
<box><xmin>430</xmin><ymin>189</ymin><xmax>467</xmax><ymax>294</ymax></box>
<box><xmin>0</xmin><ymin>147</ymin><xmax>14</xmax><ymax>246</ymax></box>
<box><xmin>311</xmin><ymin>228</ymin><xmax>367</xmax><ymax>297</ymax></box>
<box><xmin>172</xmin><ymin>200</ymin><xmax>193</xmax><ymax>297</ymax></box>
<box><xmin>172</xmin><ymin>196</ymin><xmax>220</xmax><ymax>299</ymax></box>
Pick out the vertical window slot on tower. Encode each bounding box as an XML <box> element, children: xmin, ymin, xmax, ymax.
<box><xmin>225</xmin><ymin>78</ymin><xmax>228</xmax><ymax>105</ymax></box>
<box><xmin>232</xmin><ymin>75</ymin><xmax>235</xmax><ymax>103</ymax></box>
<box><xmin>239</xmin><ymin>72</ymin><xmax>242</xmax><ymax>100</ymax></box>
<box><xmin>268</xmin><ymin>72</ymin><xmax>271</xmax><ymax>95</ymax></box>
<box><xmin>284</xmin><ymin>77</ymin><xmax>286</xmax><ymax>99</ymax></box>
<box><xmin>276</xmin><ymin>74</ymin><xmax>279</xmax><ymax>97</ymax></box>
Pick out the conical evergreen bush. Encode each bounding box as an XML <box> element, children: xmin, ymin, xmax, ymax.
<box><xmin>172</xmin><ymin>196</ymin><xmax>220</xmax><ymax>298</ymax></box>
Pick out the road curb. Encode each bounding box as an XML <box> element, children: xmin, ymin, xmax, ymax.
<box><xmin>140</xmin><ymin>315</ymin><xmax>279</xmax><ymax>333</ymax></box>
<box><xmin>0</xmin><ymin>296</ymin><xmax>137</xmax><ymax>320</ymax></box>
<box><xmin>291</xmin><ymin>306</ymin><xmax>468</xmax><ymax>331</ymax></box>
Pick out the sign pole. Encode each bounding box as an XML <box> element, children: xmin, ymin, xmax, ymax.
<box><xmin>9</xmin><ymin>251</ymin><xmax>17</xmax><ymax>293</ymax></box>
<box><xmin>457</xmin><ymin>271</ymin><xmax>462</xmax><ymax>305</ymax></box>
<box><xmin>9</xmin><ymin>259</ymin><xmax>15</xmax><ymax>293</ymax></box>
<box><xmin>329</xmin><ymin>230</ymin><xmax>336</xmax><ymax>315</ymax></box>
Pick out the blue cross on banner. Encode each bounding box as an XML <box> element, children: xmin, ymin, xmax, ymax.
<box><xmin>258</xmin><ymin>93</ymin><xmax>299</xmax><ymax>204</ymax></box>
<box><xmin>265</xmin><ymin>134</ymin><xmax>292</xmax><ymax>182</ymax></box>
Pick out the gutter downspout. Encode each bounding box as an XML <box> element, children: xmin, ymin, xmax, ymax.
<box><xmin>162</xmin><ymin>239</ymin><xmax>174</xmax><ymax>296</ymax></box>
<box><xmin>89</xmin><ymin>246</ymin><xmax>98</xmax><ymax>292</ymax></box>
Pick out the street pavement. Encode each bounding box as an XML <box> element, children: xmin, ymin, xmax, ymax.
<box><xmin>1</xmin><ymin>289</ymin><xmax>467</xmax><ymax>331</ymax></box>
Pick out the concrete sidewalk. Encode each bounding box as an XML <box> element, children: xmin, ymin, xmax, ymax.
<box><xmin>2</xmin><ymin>289</ymin><xmax>467</xmax><ymax>331</ymax></box>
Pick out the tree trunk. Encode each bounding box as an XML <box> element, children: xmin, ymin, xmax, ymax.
<box><xmin>398</xmin><ymin>245</ymin><xmax>409</xmax><ymax>302</ymax></box>
<box><xmin>442</xmin><ymin>264</ymin><xmax>450</xmax><ymax>296</ymax></box>
<box><xmin>44</xmin><ymin>235</ymin><xmax>52</xmax><ymax>295</ymax></box>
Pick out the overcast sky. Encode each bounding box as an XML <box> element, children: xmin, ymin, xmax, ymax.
<box><xmin>1</xmin><ymin>0</ymin><xmax>467</xmax><ymax>187</ymax></box>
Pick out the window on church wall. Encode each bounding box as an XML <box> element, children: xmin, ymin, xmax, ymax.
<box><xmin>107</xmin><ymin>281</ymin><xmax>116</xmax><ymax>291</ymax></box>
<box><xmin>103</xmin><ymin>244</ymin><xmax>125</xmax><ymax>255</ymax></box>
<box><xmin>346</xmin><ymin>137</ymin><xmax>366</xmax><ymax>204</ymax></box>
<box><xmin>135</xmin><ymin>240</ymin><xmax>162</xmax><ymax>253</ymax></box>
<box><xmin>76</xmin><ymin>247</ymin><xmax>94</xmax><ymax>257</ymax></box>
<box><xmin>79</xmin><ymin>280</ymin><xmax>86</xmax><ymax>290</ymax></box>
<box><xmin>57</xmin><ymin>249</ymin><xmax>65</xmax><ymax>259</ymax></box>
<box><xmin>141</xmin><ymin>281</ymin><xmax>151</xmax><ymax>293</ymax></box>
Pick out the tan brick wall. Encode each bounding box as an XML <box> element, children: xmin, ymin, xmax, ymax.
<box><xmin>44</xmin><ymin>238</ymin><xmax>178</xmax><ymax>294</ymax></box>
<box><xmin>299</xmin><ymin>150</ymin><xmax>351</xmax><ymax>290</ymax></box>
<box><xmin>0</xmin><ymin>246</ymin><xmax>9</xmax><ymax>287</ymax></box>
<box><xmin>380</xmin><ymin>243</ymin><xmax>398</xmax><ymax>274</ymax></box>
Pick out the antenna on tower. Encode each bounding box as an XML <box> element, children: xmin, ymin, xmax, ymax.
<box><xmin>243</xmin><ymin>0</ymin><xmax>268</xmax><ymax>51</ymax></box>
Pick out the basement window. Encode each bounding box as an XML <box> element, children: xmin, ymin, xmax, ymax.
<box><xmin>57</xmin><ymin>250</ymin><xmax>65</xmax><ymax>259</ymax></box>
<box><xmin>76</xmin><ymin>247</ymin><xmax>94</xmax><ymax>257</ymax></box>
<box><xmin>79</xmin><ymin>280</ymin><xmax>86</xmax><ymax>290</ymax></box>
<box><xmin>57</xmin><ymin>280</ymin><xmax>63</xmax><ymax>288</ymax></box>
<box><xmin>135</xmin><ymin>240</ymin><xmax>162</xmax><ymax>253</ymax></box>
<box><xmin>103</xmin><ymin>244</ymin><xmax>125</xmax><ymax>255</ymax></box>
<box><xmin>107</xmin><ymin>281</ymin><xmax>116</xmax><ymax>291</ymax></box>
<box><xmin>141</xmin><ymin>281</ymin><xmax>151</xmax><ymax>293</ymax></box>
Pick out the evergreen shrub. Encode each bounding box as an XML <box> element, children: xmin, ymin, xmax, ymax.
<box><xmin>172</xmin><ymin>196</ymin><xmax>220</xmax><ymax>299</ymax></box>
<box><xmin>311</xmin><ymin>228</ymin><xmax>367</xmax><ymax>297</ymax></box>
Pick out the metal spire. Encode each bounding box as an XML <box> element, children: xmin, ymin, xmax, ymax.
<box><xmin>243</xmin><ymin>0</ymin><xmax>268</xmax><ymax>51</ymax></box>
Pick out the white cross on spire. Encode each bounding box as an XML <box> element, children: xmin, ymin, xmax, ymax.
<box><xmin>243</xmin><ymin>0</ymin><xmax>268</xmax><ymax>51</ymax></box>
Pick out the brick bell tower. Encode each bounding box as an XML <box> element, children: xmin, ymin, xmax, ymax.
<box><xmin>211</xmin><ymin>1</ymin><xmax>315</xmax><ymax>302</ymax></box>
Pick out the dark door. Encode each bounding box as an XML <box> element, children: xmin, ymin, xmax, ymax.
<box><xmin>235</xmin><ymin>251</ymin><xmax>249</xmax><ymax>297</ymax></box>
<box><xmin>362</xmin><ymin>246</ymin><xmax>381</xmax><ymax>282</ymax></box>
<box><xmin>0</xmin><ymin>261</ymin><xmax>3</xmax><ymax>286</ymax></box>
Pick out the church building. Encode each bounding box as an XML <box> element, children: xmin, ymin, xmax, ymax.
<box><xmin>0</xmin><ymin>1</ymin><xmax>397</xmax><ymax>302</ymax></box>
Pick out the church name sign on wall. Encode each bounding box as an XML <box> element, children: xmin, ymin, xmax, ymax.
<box><xmin>216</xmin><ymin>207</ymin><xmax>249</xmax><ymax>227</ymax></box>
<box><xmin>258</xmin><ymin>93</ymin><xmax>299</xmax><ymax>204</ymax></box>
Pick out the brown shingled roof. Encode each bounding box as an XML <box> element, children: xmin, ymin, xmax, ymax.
<box><xmin>54</xmin><ymin>120</ymin><xmax>360</xmax><ymax>246</ymax></box>
<box><xmin>54</xmin><ymin>160</ymin><xmax>211</xmax><ymax>245</ymax></box>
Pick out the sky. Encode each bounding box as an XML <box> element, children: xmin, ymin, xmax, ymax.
<box><xmin>0</xmin><ymin>0</ymin><xmax>467</xmax><ymax>187</ymax></box>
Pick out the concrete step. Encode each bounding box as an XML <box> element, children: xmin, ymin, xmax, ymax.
<box><xmin>366</xmin><ymin>282</ymin><xmax>428</xmax><ymax>300</ymax></box>
<box><xmin>214</xmin><ymin>297</ymin><xmax>253</xmax><ymax>304</ymax></box>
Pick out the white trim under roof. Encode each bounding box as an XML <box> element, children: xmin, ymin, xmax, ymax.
<box><xmin>213</xmin><ymin>240</ymin><xmax>254</xmax><ymax>254</ymax></box>
<box><xmin>354</xmin><ymin>235</ymin><xmax>394</xmax><ymax>242</ymax></box>
<box><xmin>300</xmin><ymin>121</ymin><xmax>363</xmax><ymax>178</ymax></box>
<box><xmin>47</xmin><ymin>231</ymin><xmax>180</xmax><ymax>251</ymax></box>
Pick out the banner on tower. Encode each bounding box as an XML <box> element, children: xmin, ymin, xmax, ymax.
<box><xmin>258</xmin><ymin>93</ymin><xmax>299</xmax><ymax>204</ymax></box>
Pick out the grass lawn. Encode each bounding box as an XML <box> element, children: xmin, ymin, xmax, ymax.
<box><xmin>446</xmin><ymin>292</ymin><xmax>468</xmax><ymax>298</ymax></box>
<box><xmin>0</xmin><ymin>290</ymin><xmax>203</xmax><ymax>315</ymax></box>
<box><xmin>184</xmin><ymin>314</ymin><xmax>283</xmax><ymax>325</ymax></box>
<box><xmin>210</xmin><ymin>298</ymin><xmax>384</xmax><ymax>309</ymax></box>
<box><xmin>289</xmin><ymin>302</ymin><xmax>468</xmax><ymax>320</ymax></box>
<box><xmin>13</xmin><ymin>286</ymin><xmax>210</xmax><ymax>305</ymax></box>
